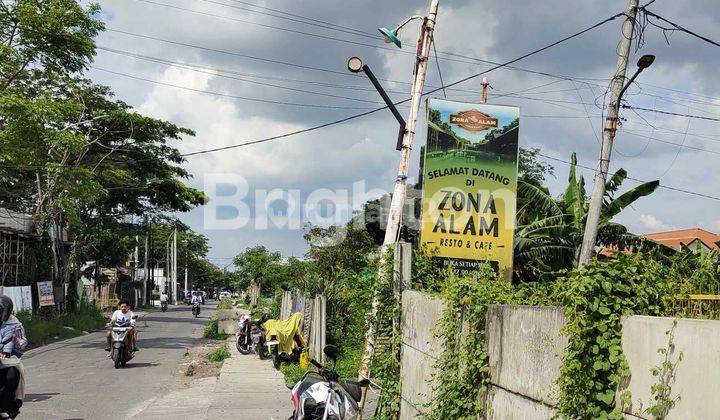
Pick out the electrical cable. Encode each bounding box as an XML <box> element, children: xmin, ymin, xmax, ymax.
<box><xmin>431</xmin><ymin>40</ymin><xmax>447</xmax><ymax>99</ymax></box>
<box><xmin>642</xmin><ymin>9</ymin><xmax>720</xmax><ymax>48</ymax></box>
<box><xmin>178</xmin><ymin>12</ymin><xmax>625</xmax><ymax>157</ymax></box>
<box><xmin>535</xmin><ymin>152</ymin><xmax>720</xmax><ymax>202</ymax></box>
<box><xmin>90</xmin><ymin>66</ymin><xmax>377</xmax><ymax>110</ymax></box>
<box><xmin>621</xmin><ymin>105</ymin><xmax>720</xmax><ymax>122</ymax></box>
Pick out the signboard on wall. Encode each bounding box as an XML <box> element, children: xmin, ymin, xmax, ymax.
<box><xmin>420</xmin><ymin>99</ymin><xmax>520</xmax><ymax>281</ymax></box>
<box><xmin>37</xmin><ymin>281</ymin><xmax>55</xmax><ymax>307</ymax></box>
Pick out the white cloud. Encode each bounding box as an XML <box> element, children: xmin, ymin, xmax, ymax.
<box><xmin>639</xmin><ymin>214</ymin><xmax>674</xmax><ymax>232</ymax></box>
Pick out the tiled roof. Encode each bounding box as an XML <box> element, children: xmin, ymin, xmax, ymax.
<box><xmin>642</xmin><ymin>228</ymin><xmax>720</xmax><ymax>250</ymax></box>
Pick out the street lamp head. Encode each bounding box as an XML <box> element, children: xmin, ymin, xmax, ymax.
<box><xmin>347</xmin><ymin>56</ymin><xmax>364</xmax><ymax>73</ymax></box>
<box><xmin>637</xmin><ymin>54</ymin><xmax>655</xmax><ymax>70</ymax></box>
<box><xmin>379</xmin><ymin>27</ymin><xmax>402</xmax><ymax>48</ymax></box>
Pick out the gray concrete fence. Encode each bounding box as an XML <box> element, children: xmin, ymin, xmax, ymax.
<box><xmin>399</xmin><ymin>291</ymin><xmax>720</xmax><ymax>419</ymax></box>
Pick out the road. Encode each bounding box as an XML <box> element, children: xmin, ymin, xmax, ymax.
<box><xmin>20</xmin><ymin>302</ymin><xmax>214</xmax><ymax>420</ymax></box>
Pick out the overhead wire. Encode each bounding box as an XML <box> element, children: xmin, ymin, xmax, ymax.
<box><xmin>176</xmin><ymin>12</ymin><xmax>626</xmax><ymax>157</ymax></box>
<box><xmin>535</xmin><ymin>152</ymin><xmax>720</xmax><ymax>202</ymax></box>
<box><xmin>90</xmin><ymin>66</ymin><xmax>378</xmax><ymax>110</ymax></box>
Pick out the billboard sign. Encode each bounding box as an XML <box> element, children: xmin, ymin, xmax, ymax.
<box><xmin>420</xmin><ymin>99</ymin><xmax>520</xmax><ymax>280</ymax></box>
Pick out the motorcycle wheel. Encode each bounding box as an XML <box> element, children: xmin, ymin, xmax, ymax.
<box><xmin>272</xmin><ymin>347</ymin><xmax>281</xmax><ymax>370</ymax></box>
<box><xmin>114</xmin><ymin>355</ymin><xmax>122</xmax><ymax>369</ymax></box>
<box><xmin>236</xmin><ymin>337</ymin><xmax>252</xmax><ymax>354</ymax></box>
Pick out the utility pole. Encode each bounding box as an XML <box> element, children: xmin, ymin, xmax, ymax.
<box><xmin>358</xmin><ymin>0</ymin><xmax>439</xmax><ymax>408</ymax></box>
<box><xmin>172</xmin><ymin>227</ymin><xmax>177</xmax><ymax>305</ymax></box>
<box><xmin>578</xmin><ymin>0</ymin><xmax>639</xmax><ymax>267</ymax></box>
<box><xmin>481</xmin><ymin>77</ymin><xmax>489</xmax><ymax>103</ymax></box>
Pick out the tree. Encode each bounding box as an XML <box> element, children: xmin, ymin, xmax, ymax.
<box><xmin>233</xmin><ymin>246</ymin><xmax>284</xmax><ymax>296</ymax></box>
<box><xmin>1</xmin><ymin>1</ymin><xmax>206</xmax><ymax>305</ymax></box>
<box><xmin>514</xmin><ymin>153</ymin><xmax>660</xmax><ymax>282</ymax></box>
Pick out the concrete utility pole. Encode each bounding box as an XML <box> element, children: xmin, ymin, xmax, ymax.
<box><xmin>172</xmin><ymin>227</ymin><xmax>178</xmax><ymax>305</ymax></box>
<box><xmin>481</xmin><ymin>77</ymin><xmax>489</xmax><ymax>103</ymax></box>
<box><xmin>577</xmin><ymin>0</ymin><xmax>639</xmax><ymax>267</ymax></box>
<box><xmin>358</xmin><ymin>0</ymin><xmax>439</xmax><ymax>407</ymax></box>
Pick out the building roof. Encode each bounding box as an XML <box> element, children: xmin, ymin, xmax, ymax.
<box><xmin>642</xmin><ymin>228</ymin><xmax>720</xmax><ymax>251</ymax></box>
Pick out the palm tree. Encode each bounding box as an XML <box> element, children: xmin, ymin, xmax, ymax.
<box><xmin>514</xmin><ymin>153</ymin><xmax>660</xmax><ymax>282</ymax></box>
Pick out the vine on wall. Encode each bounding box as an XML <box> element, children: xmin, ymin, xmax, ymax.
<box><xmin>554</xmin><ymin>254</ymin><xmax>675</xmax><ymax>419</ymax></box>
<box><xmin>426</xmin><ymin>264</ymin><xmax>515</xmax><ymax>420</ymax></box>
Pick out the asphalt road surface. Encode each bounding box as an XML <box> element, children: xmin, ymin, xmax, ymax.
<box><xmin>20</xmin><ymin>302</ymin><xmax>214</xmax><ymax>420</ymax></box>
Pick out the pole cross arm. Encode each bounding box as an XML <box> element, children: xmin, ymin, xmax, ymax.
<box><xmin>361</xmin><ymin>64</ymin><xmax>407</xmax><ymax>151</ymax></box>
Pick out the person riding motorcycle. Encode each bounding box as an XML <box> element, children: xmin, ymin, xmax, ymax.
<box><xmin>191</xmin><ymin>293</ymin><xmax>202</xmax><ymax>305</ymax></box>
<box><xmin>0</xmin><ymin>295</ymin><xmax>24</xmax><ymax>419</ymax></box>
<box><xmin>106</xmin><ymin>300</ymin><xmax>138</xmax><ymax>352</ymax></box>
<box><xmin>160</xmin><ymin>291</ymin><xmax>169</xmax><ymax>309</ymax></box>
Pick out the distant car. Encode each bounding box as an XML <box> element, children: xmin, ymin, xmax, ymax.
<box><xmin>219</xmin><ymin>291</ymin><xmax>230</xmax><ymax>300</ymax></box>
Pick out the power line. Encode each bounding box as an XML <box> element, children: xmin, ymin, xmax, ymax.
<box><xmin>535</xmin><ymin>152</ymin><xmax>720</xmax><ymax>202</ymax></box>
<box><xmin>122</xmin><ymin>0</ymin><xmax>614</xmax><ymax>89</ymax></box>
<box><xmin>621</xmin><ymin>104</ymin><xmax>720</xmax><ymax>122</ymax></box>
<box><xmin>90</xmin><ymin>66</ymin><xmax>376</xmax><ymax>110</ymax></box>
<box><xmin>642</xmin><ymin>9</ymin><xmax>720</xmax><ymax>48</ymax></box>
<box><xmin>179</xmin><ymin>12</ymin><xmax>625</xmax><ymax>156</ymax></box>
<box><xmin>96</xmin><ymin>47</ymin><xmax>385</xmax><ymax>104</ymax></box>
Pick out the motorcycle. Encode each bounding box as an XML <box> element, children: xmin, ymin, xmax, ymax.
<box><xmin>289</xmin><ymin>345</ymin><xmax>368</xmax><ymax>420</ymax></box>
<box><xmin>235</xmin><ymin>313</ymin><xmax>269</xmax><ymax>355</ymax></box>
<box><xmin>262</xmin><ymin>312</ymin><xmax>305</xmax><ymax>369</ymax></box>
<box><xmin>192</xmin><ymin>302</ymin><xmax>201</xmax><ymax>318</ymax></box>
<box><xmin>0</xmin><ymin>340</ymin><xmax>24</xmax><ymax>420</ymax></box>
<box><xmin>160</xmin><ymin>301</ymin><xmax>168</xmax><ymax>312</ymax></box>
<box><xmin>108</xmin><ymin>316</ymin><xmax>137</xmax><ymax>369</ymax></box>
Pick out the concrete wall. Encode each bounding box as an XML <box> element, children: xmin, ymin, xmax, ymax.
<box><xmin>485</xmin><ymin>305</ymin><xmax>567</xmax><ymax>418</ymax></box>
<box><xmin>217</xmin><ymin>308</ymin><xmax>247</xmax><ymax>334</ymax></box>
<box><xmin>399</xmin><ymin>293</ymin><xmax>720</xmax><ymax>419</ymax></box>
<box><xmin>399</xmin><ymin>290</ymin><xmax>445</xmax><ymax>420</ymax></box>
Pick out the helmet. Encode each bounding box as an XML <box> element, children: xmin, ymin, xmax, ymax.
<box><xmin>0</xmin><ymin>295</ymin><xmax>14</xmax><ymax>324</ymax></box>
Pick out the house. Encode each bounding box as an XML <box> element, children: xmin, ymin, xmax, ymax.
<box><xmin>642</xmin><ymin>228</ymin><xmax>720</xmax><ymax>253</ymax></box>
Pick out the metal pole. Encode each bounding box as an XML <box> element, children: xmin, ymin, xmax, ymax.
<box><xmin>578</xmin><ymin>0</ymin><xmax>639</xmax><ymax>267</ymax></box>
<box><xmin>358</xmin><ymin>0</ymin><xmax>439</xmax><ymax>408</ymax></box>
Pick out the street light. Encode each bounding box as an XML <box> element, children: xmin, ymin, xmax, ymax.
<box><xmin>347</xmin><ymin>56</ymin><xmax>363</xmax><ymax>73</ymax></box>
<box><xmin>378</xmin><ymin>15</ymin><xmax>424</xmax><ymax>48</ymax></box>
<box><xmin>347</xmin><ymin>56</ymin><xmax>406</xmax><ymax>150</ymax></box>
<box><xmin>617</xmin><ymin>54</ymin><xmax>655</xmax><ymax>105</ymax></box>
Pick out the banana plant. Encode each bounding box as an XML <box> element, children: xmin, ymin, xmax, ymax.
<box><xmin>514</xmin><ymin>153</ymin><xmax>660</xmax><ymax>282</ymax></box>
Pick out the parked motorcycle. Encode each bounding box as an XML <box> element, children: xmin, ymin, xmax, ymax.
<box><xmin>289</xmin><ymin>345</ymin><xmax>368</xmax><ymax>420</ymax></box>
<box><xmin>161</xmin><ymin>301</ymin><xmax>168</xmax><ymax>312</ymax></box>
<box><xmin>192</xmin><ymin>303</ymin><xmax>201</xmax><ymax>318</ymax></box>
<box><xmin>108</xmin><ymin>316</ymin><xmax>137</xmax><ymax>369</ymax></box>
<box><xmin>262</xmin><ymin>312</ymin><xmax>305</xmax><ymax>369</ymax></box>
<box><xmin>235</xmin><ymin>313</ymin><xmax>270</xmax><ymax>355</ymax></box>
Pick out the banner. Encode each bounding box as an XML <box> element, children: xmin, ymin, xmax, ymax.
<box><xmin>420</xmin><ymin>99</ymin><xmax>520</xmax><ymax>281</ymax></box>
<box><xmin>37</xmin><ymin>280</ymin><xmax>55</xmax><ymax>307</ymax></box>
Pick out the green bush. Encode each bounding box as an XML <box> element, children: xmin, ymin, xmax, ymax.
<box><xmin>203</xmin><ymin>318</ymin><xmax>230</xmax><ymax>340</ymax></box>
<box><xmin>61</xmin><ymin>302</ymin><xmax>105</xmax><ymax>332</ymax></box>
<box><xmin>208</xmin><ymin>344</ymin><xmax>230</xmax><ymax>363</ymax></box>
<box><xmin>17</xmin><ymin>310</ymin><xmax>81</xmax><ymax>347</ymax></box>
<box><xmin>216</xmin><ymin>299</ymin><xmax>233</xmax><ymax>310</ymax></box>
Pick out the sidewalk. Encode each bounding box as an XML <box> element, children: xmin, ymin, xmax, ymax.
<box><xmin>206</xmin><ymin>338</ymin><xmax>293</xmax><ymax>419</ymax></box>
<box><xmin>132</xmin><ymin>337</ymin><xmax>292</xmax><ymax>419</ymax></box>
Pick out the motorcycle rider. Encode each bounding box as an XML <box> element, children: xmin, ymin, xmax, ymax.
<box><xmin>0</xmin><ymin>295</ymin><xmax>24</xmax><ymax>418</ymax></box>
<box><xmin>160</xmin><ymin>290</ymin><xmax>169</xmax><ymax>308</ymax></box>
<box><xmin>106</xmin><ymin>300</ymin><xmax>138</xmax><ymax>352</ymax></box>
<box><xmin>191</xmin><ymin>293</ymin><xmax>202</xmax><ymax>305</ymax></box>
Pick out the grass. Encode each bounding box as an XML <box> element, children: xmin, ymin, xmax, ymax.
<box><xmin>203</xmin><ymin>319</ymin><xmax>230</xmax><ymax>340</ymax></box>
<box><xmin>207</xmin><ymin>344</ymin><xmax>231</xmax><ymax>363</ymax></box>
<box><xmin>280</xmin><ymin>346</ymin><xmax>363</xmax><ymax>387</ymax></box>
<box><xmin>17</xmin><ymin>303</ymin><xmax>106</xmax><ymax>347</ymax></box>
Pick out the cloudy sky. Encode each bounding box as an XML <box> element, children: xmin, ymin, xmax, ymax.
<box><xmin>86</xmin><ymin>0</ymin><xmax>720</xmax><ymax>263</ymax></box>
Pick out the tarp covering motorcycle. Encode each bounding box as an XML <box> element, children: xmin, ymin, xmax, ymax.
<box><xmin>262</xmin><ymin>312</ymin><xmax>306</xmax><ymax>356</ymax></box>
